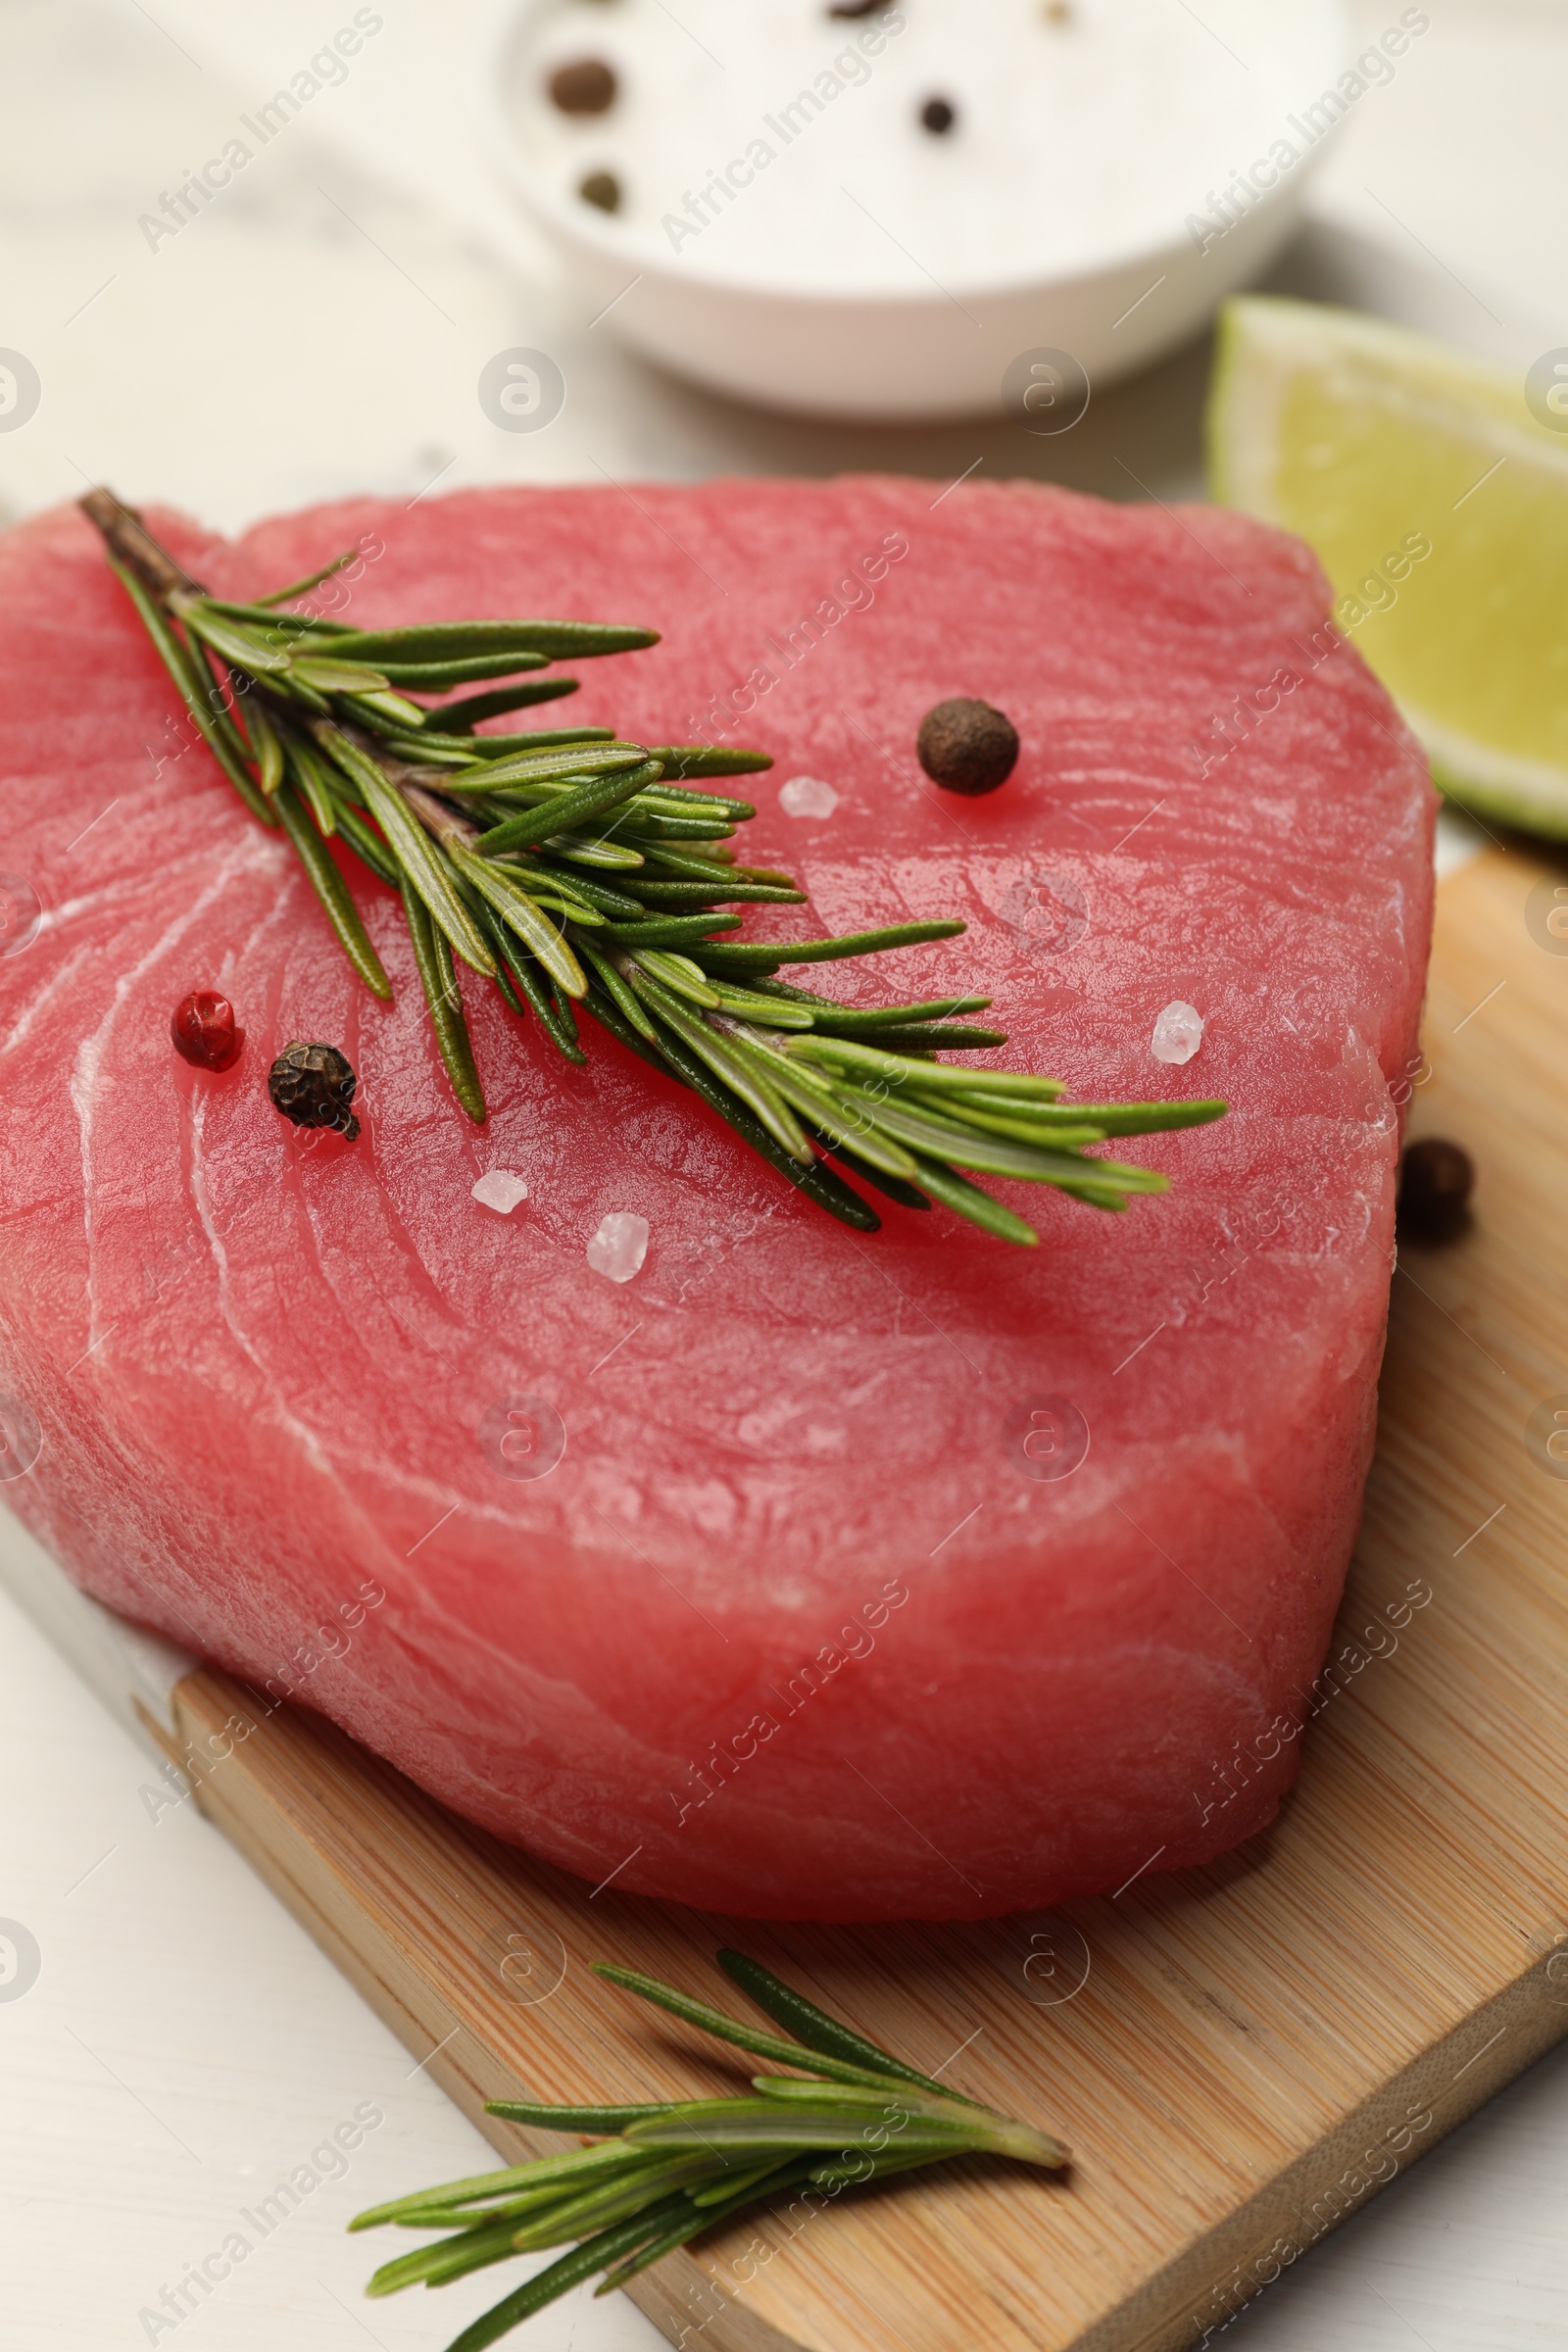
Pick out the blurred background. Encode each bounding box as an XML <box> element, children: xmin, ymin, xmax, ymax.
<box><xmin>3</xmin><ymin>4</ymin><xmax>1567</xmax><ymax>2350</ymax></box>
<box><xmin>1</xmin><ymin>0</ymin><xmax>1563</xmax><ymax>531</ymax></box>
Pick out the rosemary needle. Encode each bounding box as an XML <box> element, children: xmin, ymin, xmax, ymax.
<box><xmin>349</xmin><ymin>1950</ymin><xmax>1067</xmax><ymax>2348</ymax></box>
<box><xmin>82</xmin><ymin>485</ymin><xmax>1226</xmax><ymax>1239</ymax></box>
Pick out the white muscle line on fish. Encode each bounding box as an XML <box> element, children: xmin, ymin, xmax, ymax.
<box><xmin>356</xmin><ymin>1100</ymin><xmax>477</xmax><ymax>1367</ymax></box>
<box><xmin>42</xmin><ymin>847</ymin><xmax>268</xmax><ymax>939</ymax></box>
<box><xmin>1</xmin><ymin>941</ymin><xmax>90</xmax><ymax>1059</ymax></box>
<box><xmin>1112</xmin><ymin>1500</ymin><xmax>1254</xmax><ymax>1644</ymax></box>
<box><xmin>837</xmin><ymin>1754</ymin><xmax>982</xmax><ymax>1896</ymax></box>
<box><xmin>68</xmin><ymin>834</ymin><xmax>276</xmax><ymax>1353</ymax></box>
<box><xmin>282</xmin><ymin>1029</ymin><xmax>367</xmax><ymax>1335</ymax></box>
<box><xmin>128</xmin><ymin>1041</ymin><xmax>349</xmax><ymax>1329</ymax></box>
<box><xmin>260</xmin><ymin>880</ymin><xmax>369</xmax><ymax>1349</ymax></box>
<box><xmin>186</xmin><ymin>1090</ymin><xmax>346</xmax><ymax>1491</ymax></box>
<box><xmin>588</xmin><ymin>1503</ymin><xmax>731</xmax><ymax>1642</ymax></box>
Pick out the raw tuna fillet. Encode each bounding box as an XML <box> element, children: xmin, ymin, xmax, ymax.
<box><xmin>0</xmin><ymin>478</ymin><xmax>1434</xmax><ymax>1921</ymax></box>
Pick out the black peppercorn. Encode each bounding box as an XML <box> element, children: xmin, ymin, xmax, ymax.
<box><xmin>548</xmin><ymin>58</ymin><xmax>617</xmax><ymax>114</ymax></box>
<box><xmin>1396</xmin><ymin>1136</ymin><xmax>1474</xmax><ymax>1245</ymax></box>
<box><xmin>578</xmin><ymin>170</ymin><xmax>622</xmax><ymax>214</ymax></box>
<box><xmin>921</xmin><ymin>97</ymin><xmax>956</xmax><ymax>134</ymax></box>
<box><xmin>828</xmin><ymin>1</ymin><xmax>886</xmax><ymax>16</ymax></box>
<box><xmin>269</xmin><ymin>1041</ymin><xmax>362</xmax><ymax>1140</ymax></box>
<box><xmin>916</xmin><ymin>699</ymin><xmax>1020</xmax><ymax>795</ymax></box>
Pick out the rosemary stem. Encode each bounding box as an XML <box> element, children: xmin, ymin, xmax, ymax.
<box><xmin>398</xmin><ymin>775</ymin><xmax>482</xmax><ymax>854</ymax></box>
<box><xmin>402</xmin><ymin>879</ymin><xmax>487</xmax><ymax>1124</ymax></box>
<box><xmin>274</xmin><ymin>782</ymin><xmax>392</xmax><ymax>1001</ymax></box>
<box><xmin>80</xmin><ymin>485</ymin><xmax>200</xmax><ymax>599</ymax></box>
<box><xmin>353</xmin><ymin>1950</ymin><xmax>1069</xmax><ymax>2347</ymax></box>
<box><xmin>84</xmin><ymin>485</ymin><xmax>1224</xmax><ymax>1248</ymax></box>
<box><xmin>106</xmin><ymin>558</ymin><xmax>277</xmax><ymax>828</ymax></box>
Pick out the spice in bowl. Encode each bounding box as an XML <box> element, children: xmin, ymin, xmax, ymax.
<box><xmin>548</xmin><ymin>56</ymin><xmax>617</xmax><ymax>114</ymax></box>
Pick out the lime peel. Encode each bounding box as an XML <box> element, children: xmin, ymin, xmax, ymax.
<box><xmin>1209</xmin><ymin>295</ymin><xmax>1568</xmax><ymax>839</ymax></box>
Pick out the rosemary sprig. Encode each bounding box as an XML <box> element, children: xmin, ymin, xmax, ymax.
<box><xmin>350</xmin><ymin>1950</ymin><xmax>1067</xmax><ymax>2348</ymax></box>
<box><xmin>84</xmin><ymin>488</ymin><xmax>1225</xmax><ymax>1245</ymax></box>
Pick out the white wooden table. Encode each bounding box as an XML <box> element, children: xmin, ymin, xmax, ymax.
<box><xmin>2</xmin><ymin>4</ymin><xmax>1566</xmax><ymax>2346</ymax></box>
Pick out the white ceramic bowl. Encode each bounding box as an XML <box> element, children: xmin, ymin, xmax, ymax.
<box><xmin>487</xmin><ymin>0</ymin><xmax>1352</xmax><ymax>421</ymax></box>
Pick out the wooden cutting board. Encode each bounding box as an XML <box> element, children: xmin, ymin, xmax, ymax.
<box><xmin>98</xmin><ymin>846</ymin><xmax>1568</xmax><ymax>2348</ymax></box>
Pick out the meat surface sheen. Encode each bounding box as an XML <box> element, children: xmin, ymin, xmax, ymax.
<box><xmin>0</xmin><ymin>479</ymin><xmax>1434</xmax><ymax>1920</ymax></box>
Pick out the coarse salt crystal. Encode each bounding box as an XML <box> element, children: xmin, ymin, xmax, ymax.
<box><xmin>779</xmin><ymin>774</ymin><xmax>839</xmax><ymax>819</ymax></box>
<box><xmin>472</xmin><ymin>1168</ymin><xmax>529</xmax><ymax>1214</ymax></box>
<box><xmin>1152</xmin><ymin>1001</ymin><xmax>1204</xmax><ymax>1065</ymax></box>
<box><xmin>587</xmin><ymin>1210</ymin><xmax>650</xmax><ymax>1284</ymax></box>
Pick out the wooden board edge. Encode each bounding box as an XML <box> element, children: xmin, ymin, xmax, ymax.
<box><xmin>156</xmin><ymin>1664</ymin><xmax>1568</xmax><ymax>2352</ymax></box>
<box><xmin>1090</xmin><ymin>1971</ymin><xmax>1568</xmax><ymax>2352</ymax></box>
<box><xmin>157</xmin><ymin>1671</ymin><xmax>814</xmax><ymax>2352</ymax></box>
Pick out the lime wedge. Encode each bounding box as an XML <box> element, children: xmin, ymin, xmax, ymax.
<box><xmin>1208</xmin><ymin>295</ymin><xmax>1568</xmax><ymax>837</ymax></box>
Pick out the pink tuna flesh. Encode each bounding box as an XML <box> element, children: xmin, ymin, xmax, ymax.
<box><xmin>0</xmin><ymin>478</ymin><xmax>1434</xmax><ymax>1920</ymax></box>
